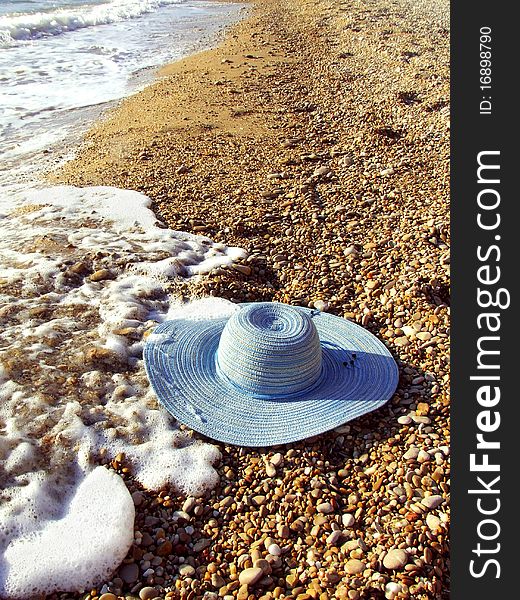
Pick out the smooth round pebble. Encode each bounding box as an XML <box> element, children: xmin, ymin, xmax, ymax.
<box><xmin>342</xmin><ymin>513</ymin><xmax>355</xmax><ymax>527</ymax></box>
<box><xmin>383</xmin><ymin>549</ymin><xmax>409</xmax><ymax>570</ymax></box>
<box><xmin>345</xmin><ymin>559</ymin><xmax>366</xmax><ymax>575</ymax></box>
<box><xmin>422</xmin><ymin>494</ymin><xmax>443</xmax><ymax>509</ymax></box>
<box><xmin>238</xmin><ymin>567</ymin><xmax>264</xmax><ymax>586</ymax></box>
<box><xmin>119</xmin><ymin>562</ymin><xmax>139</xmax><ymax>584</ymax></box>
<box><xmin>140</xmin><ymin>587</ymin><xmax>159</xmax><ymax>600</ymax></box>
<box><xmin>268</xmin><ymin>543</ymin><xmax>281</xmax><ymax>556</ymax></box>
<box><xmin>316</xmin><ymin>501</ymin><xmax>334</xmax><ymax>514</ymax></box>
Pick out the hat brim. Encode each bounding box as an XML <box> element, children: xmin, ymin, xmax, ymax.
<box><xmin>144</xmin><ymin>305</ymin><xmax>399</xmax><ymax>446</ymax></box>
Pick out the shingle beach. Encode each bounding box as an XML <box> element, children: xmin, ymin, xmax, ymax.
<box><xmin>48</xmin><ymin>0</ymin><xmax>451</xmax><ymax>598</ymax></box>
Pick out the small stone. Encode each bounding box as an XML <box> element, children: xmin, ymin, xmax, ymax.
<box><xmin>182</xmin><ymin>497</ymin><xmax>197</xmax><ymax>513</ymax></box>
<box><xmin>326</xmin><ymin>571</ymin><xmax>341</xmax><ymax>584</ymax></box>
<box><xmin>416</xmin><ymin>331</ymin><xmax>432</xmax><ymax>341</ymax></box>
<box><xmin>232</xmin><ymin>263</ymin><xmax>252</xmax><ymax>276</ymax></box>
<box><xmin>313</xmin><ymin>299</ymin><xmax>329</xmax><ymax>311</ymax></box>
<box><xmin>345</xmin><ymin>559</ymin><xmax>365</xmax><ymax>575</ymax></box>
<box><xmin>252</xmin><ymin>495</ymin><xmax>267</xmax><ymax>506</ymax></box>
<box><xmin>417</xmin><ymin>450</ymin><xmax>431</xmax><ymax>463</ymax></box>
<box><xmin>342</xmin><ymin>513</ymin><xmax>355</xmax><ymax>528</ymax></box>
<box><xmin>326</xmin><ymin>530</ymin><xmax>342</xmax><ymax>545</ymax></box>
<box><xmin>313</xmin><ymin>165</ymin><xmax>331</xmax><ymax>176</ymax></box>
<box><xmin>266</xmin><ymin>462</ymin><xmax>277</xmax><ymax>477</ymax></box>
<box><xmin>395</xmin><ymin>336</ymin><xmax>410</xmax><ymax>347</ymax></box>
<box><xmin>343</xmin><ymin>245</ymin><xmax>357</xmax><ymax>256</ymax></box>
<box><xmin>131</xmin><ymin>491</ymin><xmax>144</xmax><ymax>506</ymax></box>
<box><xmin>268</xmin><ymin>543</ymin><xmax>281</xmax><ymax>556</ymax></box>
<box><xmin>179</xmin><ymin>564</ymin><xmax>196</xmax><ymax>577</ymax></box>
<box><xmin>426</xmin><ymin>514</ymin><xmax>441</xmax><ymax>531</ymax></box>
<box><xmin>403</xmin><ymin>447</ymin><xmax>420</xmax><ymax>460</ymax></box>
<box><xmin>422</xmin><ymin>495</ymin><xmax>444</xmax><ymax>510</ymax></box>
<box><xmin>237</xmin><ymin>585</ymin><xmax>249</xmax><ymax>600</ymax></box>
<box><xmin>271</xmin><ymin>453</ymin><xmax>283</xmax><ymax>466</ymax></box>
<box><xmin>380</xmin><ymin>167</ymin><xmax>395</xmax><ymax>176</ymax></box>
<box><xmin>239</xmin><ymin>567</ymin><xmax>264</xmax><ymax>586</ymax></box>
<box><xmin>316</xmin><ymin>502</ymin><xmax>334</xmax><ymax>514</ymax></box>
<box><xmin>193</xmin><ymin>538</ymin><xmax>212</xmax><ymax>552</ymax></box>
<box><xmin>99</xmin><ymin>594</ymin><xmax>117</xmax><ymax>600</ymax></box>
<box><xmin>383</xmin><ymin>549</ymin><xmax>409</xmax><ymax>570</ymax></box>
<box><xmin>385</xmin><ymin>582</ymin><xmax>402</xmax><ymax>599</ymax></box>
<box><xmin>119</xmin><ymin>562</ymin><xmax>139</xmax><ymax>584</ymax></box>
<box><xmin>89</xmin><ymin>269</ymin><xmax>115</xmax><ymax>282</ymax></box>
<box><xmin>397</xmin><ymin>415</ymin><xmax>412</xmax><ymax>425</ymax></box>
<box><xmin>416</xmin><ymin>402</ymin><xmax>430</xmax><ymax>415</ymax></box>
<box><xmin>253</xmin><ymin>558</ymin><xmax>271</xmax><ymax>574</ymax></box>
<box><xmin>140</xmin><ymin>588</ymin><xmax>159</xmax><ymax>600</ymax></box>
<box><xmin>211</xmin><ymin>573</ymin><xmax>226</xmax><ymax>588</ymax></box>
<box><xmin>176</xmin><ymin>165</ymin><xmax>189</xmax><ymax>174</ymax></box>
<box><xmin>157</xmin><ymin>539</ymin><xmax>173</xmax><ymax>556</ymax></box>
<box><xmin>277</xmin><ymin>524</ymin><xmax>290</xmax><ymax>538</ymax></box>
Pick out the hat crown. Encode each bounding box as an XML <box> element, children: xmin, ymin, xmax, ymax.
<box><xmin>216</xmin><ymin>303</ymin><xmax>322</xmax><ymax>397</ymax></box>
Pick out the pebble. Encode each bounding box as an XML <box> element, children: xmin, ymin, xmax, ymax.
<box><xmin>397</xmin><ymin>415</ymin><xmax>412</xmax><ymax>425</ymax></box>
<box><xmin>383</xmin><ymin>549</ymin><xmax>409</xmax><ymax>570</ymax></box>
<box><xmin>99</xmin><ymin>594</ymin><xmax>117</xmax><ymax>600</ymax></box>
<box><xmin>182</xmin><ymin>497</ymin><xmax>197</xmax><ymax>513</ymax></box>
<box><xmin>403</xmin><ymin>447</ymin><xmax>420</xmax><ymax>460</ymax></box>
<box><xmin>232</xmin><ymin>263</ymin><xmax>252</xmax><ymax>276</ymax></box>
<box><xmin>179</xmin><ymin>564</ymin><xmax>196</xmax><ymax>577</ymax></box>
<box><xmin>239</xmin><ymin>567</ymin><xmax>264</xmax><ymax>586</ymax></box>
<box><xmin>345</xmin><ymin>559</ymin><xmax>366</xmax><ymax>575</ymax></box>
<box><xmin>268</xmin><ymin>543</ymin><xmax>282</xmax><ymax>556</ymax></box>
<box><xmin>271</xmin><ymin>452</ymin><xmax>283</xmax><ymax>466</ymax></box>
<box><xmin>422</xmin><ymin>495</ymin><xmax>444</xmax><ymax>510</ymax></box>
<box><xmin>417</xmin><ymin>449</ymin><xmax>431</xmax><ymax>463</ymax></box>
<box><xmin>139</xmin><ymin>587</ymin><xmax>159</xmax><ymax>600</ymax></box>
<box><xmin>211</xmin><ymin>573</ymin><xmax>226</xmax><ymax>588</ymax></box>
<box><xmin>385</xmin><ymin>582</ymin><xmax>402</xmax><ymax>599</ymax></box>
<box><xmin>426</xmin><ymin>514</ymin><xmax>441</xmax><ymax>531</ymax></box>
<box><xmin>342</xmin><ymin>513</ymin><xmax>355</xmax><ymax>528</ymax></box>
<box><xmin>119</xmin><ymin>562</ymin><xmax>139</xmax><ymax>584</ymax></box>
<box><xmin>313</xmin><ymin>165</ymin><xmax>331</xmax><ymax>176</ymax></box>
<box><xmin>89</xmin><ymin>268</ymin><xmax>114</xmax><ymax>282</ymax></box>
<box><xmin>131</xmin><ymin>491</ymin><xmax>144</xmax><ymax>506</ymax></box>
<box><xmin>326</xmin><ymin>530</ymin><xmax>342</xmax><ymax>545</ymax></box>
<box><xmin>316</xmin><ymin>502</ymin><xmax>334</xmax><ymax>514</ymax></box>
<box><xmin>266</xmin><ymin>462</ymin><xmax>277</xmax><ymax>477</ymax></box>
<box><xmin>313</xmin><ymin>299</ymin><xmax>329</xmax><ymax>311</ymax></box>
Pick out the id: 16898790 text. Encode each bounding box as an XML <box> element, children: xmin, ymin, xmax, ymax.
<box><xmin>480</xmin><ymin>26</ymin><xmax>492</xmax><ymax>115</ymax></box>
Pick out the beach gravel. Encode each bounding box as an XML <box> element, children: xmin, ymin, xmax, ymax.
<box><xmin>52</xmin><ymin>0</ymin><xmax>450</xmax><ymax>598</ymax></box>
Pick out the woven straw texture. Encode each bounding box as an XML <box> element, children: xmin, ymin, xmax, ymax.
<box><xmin>144</xmin><ymin>302</ymin><xmax>398</xmax><ymax>446</ymax></box>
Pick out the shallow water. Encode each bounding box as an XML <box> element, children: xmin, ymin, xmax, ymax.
<box><xmin>0</xmin><ymin>186</ymin><xmax>245</xmax><ymax>596</ymax></box>
<box><xmin>0</xmin><ymin>0</ymin><xmax>244</xmax><ymax>184</ymax></box>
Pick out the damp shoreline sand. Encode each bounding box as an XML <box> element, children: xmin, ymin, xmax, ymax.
<box><xmin>48</xmin><ymin>0</ymin><xmax>450</xmax><ymax>598</ymax></box>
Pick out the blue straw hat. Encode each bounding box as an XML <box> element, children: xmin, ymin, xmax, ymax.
<box><xmin>144</xmin><ymin>302</ymin><xmax>398</xmax><ymax>446</ymax></box>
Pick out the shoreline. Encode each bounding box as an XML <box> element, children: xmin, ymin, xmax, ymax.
<box><xmin>51</xmin><ymin>0</ymin><xmax>450</xmax><ymax>598</ymax></box>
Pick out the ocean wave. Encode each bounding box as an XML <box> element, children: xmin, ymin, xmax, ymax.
<box><xmin>0</xmin><ymin>0</ymin><xmax>186</xmax><ymax>47</ymax></box>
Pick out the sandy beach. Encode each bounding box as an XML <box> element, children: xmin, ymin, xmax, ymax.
<box><xmin>45</xmin><ymin>0</ymin><xmax>450</xmax><ymax>598</ymax></box>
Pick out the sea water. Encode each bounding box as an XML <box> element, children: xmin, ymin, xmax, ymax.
<box><xmin>0</xmin><ymin>0</ymin><xmax>243</xmax><ymax>183</ymax></box>
<box><xmin>0</xmin><ymin>1</ymin><xmax>246</xmax><ymax>596</ymax></box>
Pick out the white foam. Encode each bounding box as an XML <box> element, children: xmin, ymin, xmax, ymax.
<box><xmin>2</xmin><ymin>467</ymin><xmax>135</xmax><ymax>598</ymax></box>
<box><xmin>0</xmin><ymin>185</ymin><xmax>245</xmax><ymax>597</ymax></box>
<box><xmin>0</xmin><ymin>0</ymin><xmax>185</xmax><ymax>47</ymax></box>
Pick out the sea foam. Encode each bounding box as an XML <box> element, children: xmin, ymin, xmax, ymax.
<box><xmin>0</xmin><ymin>0</ymin><xmax>185</xmax><ymax>47</ymax></box>
<box><xmin>0</xmin><ymin>185</ymin><xmax>246</xmax><ymax>598</ymax></box>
